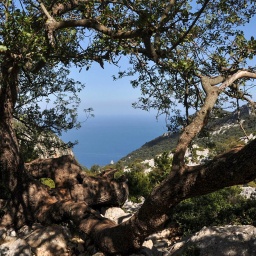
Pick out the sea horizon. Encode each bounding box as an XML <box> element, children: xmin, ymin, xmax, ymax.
<box><xmin>61</xmin><ymin>114</ymin><xmax>168</xmax><ymax>168</ymax></box>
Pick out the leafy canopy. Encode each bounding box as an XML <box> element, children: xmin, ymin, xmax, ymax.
<box><xmin>1</xmin><ymin>0</ymin><xmax>256</xmax><ymax>158</ymax></box>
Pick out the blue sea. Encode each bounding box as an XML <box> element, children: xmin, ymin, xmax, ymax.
<box><xmin>61</xmin><ymin>115</ymin><xmax>167</xmax><ymax>168</ymax></box>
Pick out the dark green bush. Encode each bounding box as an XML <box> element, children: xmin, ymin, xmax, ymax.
<box><xmin>124</xmin><ymin>162</ymin><xmax>151</xmax><ymax>200</ymax></box>
<box><xmin>169</xmin><ymin>186</ymin><xmax>256</xmax><ymax>236</ymax></box>
<box><xmin>149</xmin><ymin>151</ymin><xmax>172</xmax><ymax>188</ymax></box>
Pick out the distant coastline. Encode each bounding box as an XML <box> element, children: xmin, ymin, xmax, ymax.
<box><xmin>62</xmin><ymin>114</ymin><xmax>167</xmax><ymax>168</ymax></box>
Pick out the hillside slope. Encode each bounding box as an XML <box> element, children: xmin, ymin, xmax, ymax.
<box><xmin>120</xmin><ymin>105</ymin><xmax>256</xmax><ymax>165</ymax></box>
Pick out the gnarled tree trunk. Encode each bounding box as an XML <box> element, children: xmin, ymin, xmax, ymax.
<box><xmin>1</xmin><ymin>58</ymin><xmax>256</xmax><ymax>255</ymax></box>
<box><xmin>21</xmin><ymin>139</ymin><xmax>256</xmax><ymax>255</ymax></box>
<box><xmin>0</xmin><ymin>59</ymin><xmax>20</xmax><ymax>192</ymax></box>
<box><xmin>0</xmin><ymin>58</ymin><xmax>30</xmax><ymax>227</ymax></box>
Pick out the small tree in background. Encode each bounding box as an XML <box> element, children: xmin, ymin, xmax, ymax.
<box><xmin>149</xmin><ymin>151</ymin><xmax>173</xmax><ymax>187</ymax></box>
<box><xmin>126</xmin><ymin>161</ymin><xmax>152</xmax><ymax>200</ymax></box>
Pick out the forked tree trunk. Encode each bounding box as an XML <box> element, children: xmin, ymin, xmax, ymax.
<box><xmin>12</xmin><ymin>140</ymin><xmax>256</xmax><ymax>255</ymax></box>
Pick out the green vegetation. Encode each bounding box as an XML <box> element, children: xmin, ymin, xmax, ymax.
<box><xmin>116</xmin><ymin>148</ymin><xmax>256</xmax><ymax>237</ymax></box>
<box><xmin>115</xmin><ymin>152</ymin><xmax>173</xmax><ymax>201</ymax></box>
<box><xmin>121</xmin><ymin>107</ymin><xmax>256</xmax><ymax>164</ymax></box>
<box><xmin>124</xmin><ymin>161</ymin><xmax>152</xmax><ymax>200</ymax></box>
<box><xmin>170</xmin><ymin>187</ymin><xmax>256</xmax><ymax>236</ymax></box>
<box><xmin>1</xmin><ymin>1</ymin><xmax>256</xmax><ymax>254</ymax></box>
<box><xmin>116</xmin><ymin>132</ymin><xmax>256</xmax><ymax>234</ymax></box>
<box><xmin>90</xmin><ymin>165</ymin><xmax>103</xmax><ymax>174</ymax></box>
<box><xmin>148</xmin><ymin>152</ymin><xmax>172</xmax><ymax>186</ymax></box>
<box><xmin>118</xmin><ymin>158</ymin><xmax>256</xmax><ymax>235</ymax></box>
<box><xmin>14</xmin><ymin>120</ymin><xmax>75</xmax><ymax>163</ymax></box>
<box><xmin>248</xmin><ymin>181</ymin><xmax>256</xmax><ymax>188</ymax></box>
<box><xmin>121</xmin><ymin>133</ymin><xmax>179</xmax><ymax>165</ymax></box>
<box><xmin>40</xmin><ymin>178</ymin><xmax>55</xmax><ymax>189</ymax></box>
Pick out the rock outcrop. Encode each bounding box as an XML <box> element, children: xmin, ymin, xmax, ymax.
<box><xmin>1</xmin><ymin>206</ymin><xmax>256</xmax><ymax>256</ymax></box>
<box><xmin>168</xmin><ymin>225</ymin><xmax>256</xmax><ymax>256</ymax></box>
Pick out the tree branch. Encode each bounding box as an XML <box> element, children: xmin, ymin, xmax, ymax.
<box><xmin>52</xmin><ymin>0</ymin><xmax>90</xmax><ymax>15</ymax></box>
<box><xmin>90</xmin><ymin>139</ymin><xmax>256</xmax><ymax>254</ymax></box>
<box><xmin>172</xmin><ymin>70</ymin><xmax>256</xmax><ymax>171</ymax></box>
<box><xmin>219</xmin><ymin>70</ymin><xmax>256</xmax><ymax>91</ymax></box>
<box><xmin>38</xmin><ymin>0</ymin><xmax>55</xmax><ymax>20</ymax></box>
<box><xmin>158</xmin><ymin>0</ymin><xmax>176</xmax><ymax>27</ymax></box>
<box><xmin>142</xmin><ymin>34</ymin><xmax>159</xmax><ymax>63</ymax></box>
<box><xmin>9</xmin><ymin>139</ymin><xmax>256</xmax><ymax>255</ymax></box>
<box><xmin>47</xmin><ymin>18</ymin><xmax>147</xmax><ymax>39</ymax></box>
<box><xmin>172</xmin><ymin>76</ymin><xmax>219</xmax><ymax>170</ymax></box>
<box><xmin>25</xmin><ymin>155</ymin><xmax>128</xmax><ymax>207</ymax></box>
<box><xmin>170</xmin><ymin>0</ymin><xmax>210</xmax><ymax>51</ymax></box>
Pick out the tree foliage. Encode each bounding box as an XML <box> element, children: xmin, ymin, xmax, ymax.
<box><xmin>2</xmin><ymin>0</ymin><xmax>255</xmax><ymax>138</ymax></box>
<box><xmin>122</xmin><ymin>1</ymin><xmax>256</xmax><ymax>128</ymax></box>
<box><xmin>0</xmin><ymin>1</ymin><xmax>93</xmax><ymax>159</ymax></box>
<box><xmin>149</xmin><ymin>151</ymin><xmax>172</xmax><ymax>185</ymax></box>
<box><xmin>1</xmin><ymin>1</ymin><xmax>256</xmax><ymax>255</ymax></box>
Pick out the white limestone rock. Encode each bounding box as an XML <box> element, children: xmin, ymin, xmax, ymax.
<box><xmin>102</xmin><ymin>207</ymin><xmax>132</xmax><ymax>224</ymax></box>
<box><xmin>0</xmin><ymin>238</ymin><xmax>32</xmax><ymax>256</ymax></box>
<box><xmin>168</xmin><ymin>225</ymin><xmax>256</xmax><ymax>256</ymax></box>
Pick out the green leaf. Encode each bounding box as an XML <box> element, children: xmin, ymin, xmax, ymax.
<box><xmin>0</xmin><ymin>45</ymin><xmax>7</xmax><ymax>52</ymax></box>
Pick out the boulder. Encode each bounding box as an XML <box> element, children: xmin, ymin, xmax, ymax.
<box><xmin>101</xmin><ymin>207</ymin><xmax>132</xmax><ymax>224</ymax></box>
<box><xmin>25</xmin><ymin>224</ymin><xmax>71</xmax><ymax>256</ymax></box>
<box><xmin>168</xmin><ymin>225</ymin><xmax>256</xmax><ymax>256</ymax></box>
<box><xmin>0</xmin><ymin>238</ymin><xmax>32</xmax><ymax>256</ymax></box>
<box><xmin>240</xmin><ymin>186</ymin><xmax>256</xmax><ymax>199</ymax></box>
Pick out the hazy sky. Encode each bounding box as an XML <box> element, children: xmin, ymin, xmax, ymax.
<box><xmin>71</xmin><ymin>61</ymin><xmax>156</xmax><ymax>119</ymax></box>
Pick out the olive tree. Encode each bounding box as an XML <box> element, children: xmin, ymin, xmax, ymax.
<box><xmin>1</xmin><ymin>0</ymin><xmax>256</xmax><ymax>254</ymax></box>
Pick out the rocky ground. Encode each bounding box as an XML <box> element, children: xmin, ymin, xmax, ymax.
<box><xmin>1</xmin><ymin>187</ymin><xmax>256</xmax><ymax>256</ymax></box>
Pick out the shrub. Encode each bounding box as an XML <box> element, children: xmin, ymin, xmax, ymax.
<box><xmin>149</xmin><ymin>151</ymin><xmax>172</xmax><ymax>188</ymax></box>
<box><xmin>247</xmin><ymin>180</ymin><xmax>256</xmax><ymax>188</ymax></box>
<box><xmin>125</xmin><ymin>162</ymin><xmax>151</xmax><ymax>200</ymax></box>
<box><xmin>90</xmin><ymin>164</ymin><xmax>103</xmax><ymax>174</ymax></box>
<box><xmin>214</xmin><ymin>136</ymin><xmax>245</xmax><ymax>154</ymax></box>
<box><xmin>169</xmin><ymin>186</ymin><xmax>256</xmax><ymax>236</ymax></box>
<box><xmin>126</xmin><ymin>171</ymin><xmax>151</xmax><ymax>199</ymax></box>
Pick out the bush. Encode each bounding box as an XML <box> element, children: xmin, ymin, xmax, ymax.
<box><xmin>149</xmin><ymin>151</ymin><xmax>172</xmax><ymax>188</ymax></box>
<box><xmin>125</xmin><ymin>162</ymin><xmax>151</xmax><ymax>200</ymax></box>
<box><xmin>169</xmin><ymin>186</ymin><xmax>256</xmax><ymax>236</ymax></box>
<box><xmin>247</xmin><ymin>180</ymin><xmax>256</xmax><ymax>187</ymax></box>
<box><xmin>214</xmin><ymin>136</ymin><xmax>244</xmax><ymax>154</ymax></box>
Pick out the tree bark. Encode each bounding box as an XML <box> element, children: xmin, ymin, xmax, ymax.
<box><xmin>0</xmin><ymin>60</ymin><xmax>29</xmax><ymax>227</ymax></box>
<box><xmin>0</xmin><ymin>2</ymin><xmax>256</xmax><ymax>255</ymax></box>
<box><xmin>2</xmin><ymin>139</ymin><xmax>254</xmax><ymax>255</ymax></box>
<box><xmin>86</xmin><ymin>140</ymin><xmax>256</xmax><ymax>254</ymax></box>
<box><xmin>0</xmin><ymin>59</ymin><xmax>20</xmax><ymax>191</ymax></box>
<box><xmin>1</xmin><ymin>56</ymin><xmax>256</xmax><ymax>255</ymax></box>
<box><xmin>25</xmin><ymin>156</ymin><xmax>129</xmax><ymax>207</ymax></box>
